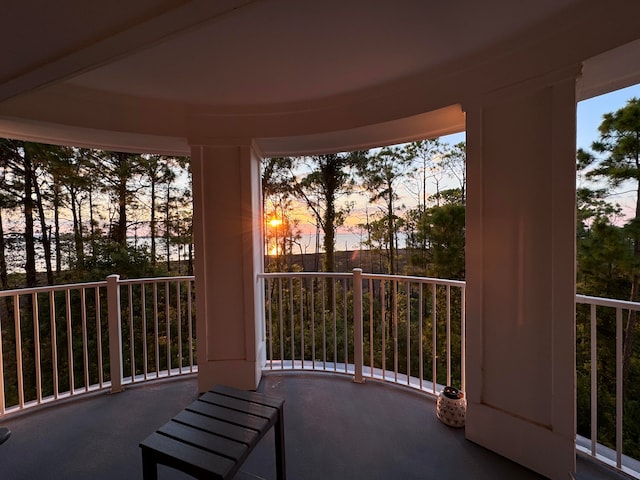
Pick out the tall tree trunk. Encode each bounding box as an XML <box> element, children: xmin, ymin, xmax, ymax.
<box><xmin>23</xmin><ymin>147</ymin><xmax>37</xmax><ymax>287</ymax></box>
<box><xmin>32</xmin><ymin>168</ymin><xmax>54</xmax><ymax>285</ymax></box>
<box><xmin>387</xmin><ymin>183</ymin><xmax>396</xmax><ymax>276</ymax></box>
<box><xmin>53</xmin><ymin>183</ymin><xmax>61</xmax><ymax>275</ymax></box>
<box><xmin>71</xmin><ymin>190</ymin><xmax>84</xmax><ymax>268</ymax></box>
<box><xmin>116</xmin><ymin>152</ymin><xmax>128</xmax><ymax>248</ymax></box>
<box><xmin>323</xmin><ymin>199</ymin><xmax>335</xmax><ymax>272</ymax></box>
<box><xmin>0</xmin><ymin>207</ymin><xmax>8</xmax><ymax>290</ymax></box>
<box><xmin>89</xmin><ymin>185</ymin><xmax>95</xmax><ymax>259</ymax></box>
<box><xmin>165</xmin><ymin>184</ymin><xmax>171</xmax><ymax>271</ymax></box>
<box><xmin>150</xmin><ymin>181</ymin><xmax>157</xmax><ymax>265</ymax></box>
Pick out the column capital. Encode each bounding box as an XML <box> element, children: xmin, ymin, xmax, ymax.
<box><xmin>462</xmin><ymin>63</ymin><xmax>582</xmax><ymax>112</ymax></box>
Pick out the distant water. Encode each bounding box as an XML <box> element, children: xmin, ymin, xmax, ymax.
<box><xmin>295</xmin><ymin>232</ymin><xmax>407</xmax><ymax>255</ymax></box>
<box><xmin>4</xmin><ymin>233</ymin><xmax>406</xmax><ymax>274</ymax></box>
<box><xmin>3</xmin><ymin>236</ymin><xmax>189</xmax><ymax>275</ymax></box>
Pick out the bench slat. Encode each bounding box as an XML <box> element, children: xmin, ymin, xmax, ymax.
<box><xmin>187</xmin><ymin>401</ymin><xmax>269</xmax><ymax>432</ymax></box>
<box><xmin>157</xmin><ymin>421</ymin><xmax>247</xmax><ymax>461</ymax></box>
<box><xmin>200</xmin><ymin>391</ymin><xmax>278</xmax><ymax>420</ymax></box>
<box><xmin>141</xmin><ymin>432</ymin><xmax>236</xmax><ymax>479</ymax></box>
<box><xmin>173</xmin><ymin>410</ymin><xmax>257</xmax><ymax>445</ymax></box>
<box><xmin>212</xmin><ymin>384</ymin><xmax>284</xmax><ymax>410</ymax></box>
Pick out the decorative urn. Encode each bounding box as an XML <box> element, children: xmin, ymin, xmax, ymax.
<box><xmin>436</xmin><ymin>386</ymin><xmax>466</xmax><ymax>427</ymax></box>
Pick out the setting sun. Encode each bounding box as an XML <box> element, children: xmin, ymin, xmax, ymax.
<box><xmin>268</xmin><ymin>218</ymin><xmax>282</xmax><ymax>228</ymax></box>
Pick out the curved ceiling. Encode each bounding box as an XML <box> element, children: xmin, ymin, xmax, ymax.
<box><xmin>1</xmin><ymin>0</ymin><xmax>639</xmax><ymax>156</ymax></box>
<box><xmin>64</xmin><ymin>0</ymin><xmax>577</xmax><ymax>107</ymax></box>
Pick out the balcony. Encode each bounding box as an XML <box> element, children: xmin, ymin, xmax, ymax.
<box><xmin>0</xmin><ymin>273</ymin><xmax>638</xmax><ymax>479</ymax></box>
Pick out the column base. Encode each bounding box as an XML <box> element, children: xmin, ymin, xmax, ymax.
<box><xmin>197</xmin><ymin>358</ymin><xmax>264</xmax><ymax>392</ymax></box>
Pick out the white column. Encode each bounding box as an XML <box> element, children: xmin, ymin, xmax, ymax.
<box><xmin>191</xmin><ymin>142</ymin><xmax>265</xmax><ymax>391</ymax></box>
<box><xmin>464</xmin><ymin>69</ymin><xmax>578</xmax><ymax>479</ymax></box>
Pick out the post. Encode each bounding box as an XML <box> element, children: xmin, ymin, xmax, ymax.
<box><xmin>353</xmin><ymin>268</ymin><xmax>364</xmax><ymax>383</ymax></box>
<box><xmin>107</xmin><ymin>274</ymin><xmax>124</xmax><ymax>393</ymax></box>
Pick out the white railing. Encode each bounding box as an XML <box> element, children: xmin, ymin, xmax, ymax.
<box><xmin>0</xmin><ymin>275</ymin><xmax>196</xmax><ymax>416</ymax></box>
<box><xmin>575</xmin><ymin>294</ymin><xmax>640</xmax><ymax>479</ymax></box>
<box><xmin>258</xmin><ymin>269</ymin><xmax>466</xmax><ymax>396</ymax></box>
<box><xmin>2</xmin><ymin>270</ymin><xmax>639</xmax><ymax>478</ymax></box>
<box><xmin>259</xmin><ymin>271</ymin><xmax>640</xmax><ymax>478</ymax></box>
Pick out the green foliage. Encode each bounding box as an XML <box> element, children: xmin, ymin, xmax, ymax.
<box><xmin>576</xmin><ymin>97</ymin><xmax>640</xmax><ymax>460</ymax></box>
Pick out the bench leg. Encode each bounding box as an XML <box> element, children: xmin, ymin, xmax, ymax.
<box><xmin>275</xmin><ymin>408</ymin><xmax>286</xmax><ymax>480</ymax></box>
<box><xmin>141</xmin><ymin>451</ymin><xmax>158</xmax><ymax>480</ymax></box>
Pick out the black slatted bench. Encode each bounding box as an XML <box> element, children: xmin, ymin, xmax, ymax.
<box><xmin>139</xmin><ymin>384</ymin><xmax>286</xmax><ymax>480</ymax></box>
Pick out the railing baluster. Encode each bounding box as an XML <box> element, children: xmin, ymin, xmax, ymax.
<box><xmin>310</xmin><ymin>278</ymin><xmax>316</xmax><ymax>370</ymax></box>
<box><xmin>81</xmin><ymin>287</ymin><xmax>89</xmax><ymax>392</ymax></box>
<box><xmin>95</xmin><ymin>286</ymin><xmax>103</xmax><ymax>388</ymax></box>
<box><xmin>141</xmin><ymin>284</ymin><xmax>148</xmax><ymax>379</ymax></box>
<box><xmin>353</xmin><ymin>269</ymin><xmax>364</xmax><ymax>383</ymax></box>
<box><xmin>431</xmin><ymin>284</ymin><xmax>437</xmax><ymax>394</ymax></box>
<box><xmin>461</xmin><ymin>286</ymin><xmax>466</xmax><ymax>393</ymax></box>
<box><xmin>322</xmin><ymin>278</ymin><xmax>326</xmax><ymax>369</ymax></box>
<box><xmin>279</xmin><ymin>278</ymin><xmax>284</xmax><ymax>369</ymax></box>
<box><xmin>343</xmin><ymin>278</ymin><xmax>348</xmax><ymax>373</ymax></box>
<box><xmin>368</xmin><ymin>278</ymin><xmax>374</xmax><ymax>378</ymax></box>
<box><xmin>590</xmin><ymin>303</ymin><xmax>597</xmax><ymax>457</ymax></box>
<box><xmin>616</xmin><ymin>307</ymin><xmax>623</xmax><ymax>469</ymax></box>
<box><xmin>406</xmin><ymin>280</ymin><xmax>411</xmax><ymax>386</ymax></box>
<box><xmin>446</xmin><ymin>285</ymin><xmax>451</xmax><ymax>387</ymax></box>
<box><xmin>153</xmin><ymin>282</ymin><xmax>159</xmax><ymax>376</ymax></box>
<box><xmin>267</xmin><ymin>278</ymin><xmax>273</xmax><ymax>370</ymax></box>
<box><xmin>13</xmin><ymin>295</ymin><xmax>24</xmax><ymax>408</ymax></box>
<box><xmin>393</xmin><ymin>279</ymin><xmax>398</xmax><ymax>382</ymax></box>
<box><xmin>418</xmin><ymin>283</ymin><xmax>424</xmax><ymax>390</ymax></box>
<box><xmin>333</xmin><ymin>279</ymin><xmax>337</xmax><ymax>372</ymax></box>
<box><xmin>165</xmin><ymin>281</ymin><xmax>171</xmax><ymax>375</ymax></box>
<box><xmin>177</xmin><ymin>281</ymin><xmax>183</xmax><ymax>374</ymax></box>
<box><xmin>187</xmin><ymin>281</ymin><xmax>194</xmax><ymax>372</ymax></box>
<box><xmin>289</xmin><ymin>277</ymin><xmax>295</xmax><ymax>368</ymax></box>
<box><xmin>128</xmin><ymin>284</ymin><xmax>135</xmax><ymax>383</ymax></box>
<box><xmin>381</xmin><ymin>280</ymin><xmax>386</xmax><ymax>379</ymax></box>
<box><xmin>107</xmin><ymin>275</ymin><xmax>123</xmax><ymax>394</ymax></box>
<box><xmin>65</xmin><ymin>289</ymin><xmax>74</xmax><ymax>395</ymax></box>
<box><xmin>299</xmin><ymin>277</ymin><xmax>304</xmax><ymax>369</ymax></box>
<box><xmin>32</xmin><ymin>292</ymin><xmax>42</xmax><ymax>403</ymax></box>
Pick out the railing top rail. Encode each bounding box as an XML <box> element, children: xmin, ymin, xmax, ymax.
<box><xmin>576</xmin><ymin>293</ymin><xmax>640</xmax><ymax>311</ymax></box>
<box><xmin>258</xmin><ymin>272</ymin><xmax>466</xmax><ymax>288</ymax></box>
<box><xmin>258</xmin><ymin>270</ymin><xmax>465</xmax><ymax>288</ymax></box>
<box><xmin>0</xmin><ymin>281</ymin><xmax>107</xmax><ymax>298</ymax></box>
<box><xmin>361</xmin><ymin>272</ymin><xmax>465</xmax><ymax>287</ymax></box>
<box><xmin>258</xmin><ymin>272</ymin><xmax>353</xmax><ymax>279</ymax></box>
<box><xmin>117</xmin><ymin>275</ymin><xmax>195</xmax><ymax>285</ymax></box>
<box><xmin>0</xmin><ymin>275</ymin><xmax>196</xmax><ymax>298</ymax></box>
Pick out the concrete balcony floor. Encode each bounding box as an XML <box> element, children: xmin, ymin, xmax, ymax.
<box><xmin>0</xmin><ymin>373</ymin><xmax>626</xmax><ymax>480</ymax></box>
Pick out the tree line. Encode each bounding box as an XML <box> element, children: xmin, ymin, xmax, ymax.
<box><xmin>262</xmin><ymin>139</ymin><xmax>466</xmax><ymax>278</ymax></box>
<box><xmin>0</xmin><ymin>140</ymin><xmax>193</xmax><ymax>288</ymax></box>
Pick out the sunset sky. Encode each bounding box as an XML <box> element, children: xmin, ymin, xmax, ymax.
<box><xmin>286</xmin><ymin>83</ymin><xmax>640</xmax><ymax>252</ymax></box>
